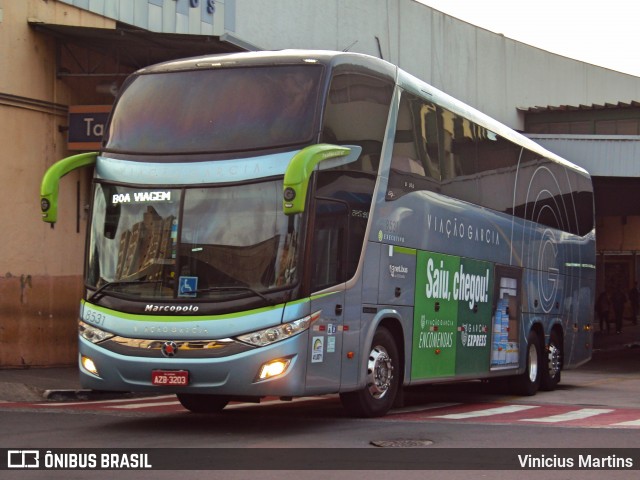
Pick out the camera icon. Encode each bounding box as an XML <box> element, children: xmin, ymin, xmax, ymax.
<box><xmin>7</xmin><ymin>450</ymin><xmax>39</xmax><ymax>468</ymax></box>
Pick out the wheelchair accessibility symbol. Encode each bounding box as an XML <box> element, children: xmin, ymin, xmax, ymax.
<box><xmin>178</xmin><ymin>276</ymin><xmax>198</xmax><ymax>298</ymax></box>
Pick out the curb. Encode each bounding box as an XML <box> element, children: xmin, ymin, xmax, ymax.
<box><xmin>0</xmin><ymin>384</ymin><xmax>149</xmax><ymax>403</ymax></box>
<box><xmin>42</xmin><ymin>389</ymin><xmax>157</xmax><ymax>402</ymax></box>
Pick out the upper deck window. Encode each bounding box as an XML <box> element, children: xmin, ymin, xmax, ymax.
<box><xmin>105</xmin><ymin>65</ymin><xmax>323</xmax><ymax>154</ymax></box>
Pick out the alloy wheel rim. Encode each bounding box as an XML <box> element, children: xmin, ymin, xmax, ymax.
<box><xmin>547</xmin><ymin>343</ymin><xmax>561</xmax><ymax>378</ymax></box>
<box><xmin>528</xmin><ymin>342</ymin><xmax>539</xmax><ymax>382</ymax></box>
<box><xmin>366</xmin><ymin>345</ymin><xmax>393</xmax><ymax>399</ymax></box>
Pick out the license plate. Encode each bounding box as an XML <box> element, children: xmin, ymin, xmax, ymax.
<box><xmin>151</xmin><ymin>370</ymin><xmax>189</xmax><ymax>386</ymax></box>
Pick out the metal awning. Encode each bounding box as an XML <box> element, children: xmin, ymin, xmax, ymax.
<box><xmin>519</xmin><ymin>101</ymin><xmax>640</xmax><ymax>114</ymax></box>
<box><xmin>29</xmin><ymin>21</ymin><xmax>247</xmax><ymax>77</ymax></box>
<box><xmin>526</xmin><ymin>134</ymin><xmax>640</xmax><ymax>177</ymax></box>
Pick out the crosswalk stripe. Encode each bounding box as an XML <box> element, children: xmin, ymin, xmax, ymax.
<box><xmin>225</xmin><ymin>396</ymin><xmax>330</xmax><ymax>409</ymax></box>
<box><xmin>520</xmin><ymin>408</ymin><xmax>614</xmax><ymax>423</ymax></box>
<box><xmin>389</xmin><ymin>402</ymin><xmax>462</xmax><ymax>415</ymax></box>
<box><xmin>112</xmin><ymin>400</ymin><xmax>181</xmax><ymax>409</ymax></box>
<box><xmin>37</xmin><ymin>395</ymin><xmax>175</xmax><ymax>407</ymax></box>
<box><xmin>609</xmin><ymin>419</ymin><xmax>640</xmax><ymax>427</ymax></box>
<box><xmin>5</xmin><ymin>396</ymin><xmax>639</xmax><ymax>429</ymax></box>
<box><xmin>430</xmin><ymin>404</ymin><xmax>538</xmax><ymax>419</ymax></box>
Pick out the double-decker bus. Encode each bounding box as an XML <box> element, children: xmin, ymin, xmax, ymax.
<box><xmin>40</xmin><ymin>50</ymin><xmax>595</xmax><ymax>417</ymax></box>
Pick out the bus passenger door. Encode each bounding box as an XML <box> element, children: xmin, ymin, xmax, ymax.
<box><xmin>305</xmin><ymin>198</ymin><xmax>347</xmax><ymax>394</ymax></box>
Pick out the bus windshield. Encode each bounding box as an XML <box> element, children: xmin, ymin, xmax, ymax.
<box><xmin>104</xmin><ymin>65</ymin><xmax>323</xmax><ymax>154</ymax></box>
<box><xmin>86</xmin><ymin>180</ymin><xmax>301</xmax><ymax>301</ymax></box>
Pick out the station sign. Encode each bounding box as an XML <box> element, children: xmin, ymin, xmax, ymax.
<box><xmin>68</xmin><ymin>105</ymin><xmax>111</xmax><ymax>150</ymax></box>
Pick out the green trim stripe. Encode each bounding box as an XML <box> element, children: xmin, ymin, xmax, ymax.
<box><xmin>82</xmin><ymin>300</ymin><xmax>282</xmax><ymax>323</ymax></box>
<box><xmin>80</xmin><ymin>294</ymin><xmax>332</xmax><ymax>323</ymax></box>
<box><xmin>393</xmin><ymin>246</ymin><xmax>417</xmax><ymax>256</ymax></box>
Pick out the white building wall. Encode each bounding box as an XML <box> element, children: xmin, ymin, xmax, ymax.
<box><xmin>56</xmin><ymin>0</ymin><xmax>221</xmax><ymax>34</ymax></box>
<box><xmin>232</xmin><ymin>0</ymin><xmax>640</xmax><ymax>131</ymax></box>
<box><xmin>55</xmin><ymin>0</ymin><xmax>640</xmax><ymax>130</ymax></box>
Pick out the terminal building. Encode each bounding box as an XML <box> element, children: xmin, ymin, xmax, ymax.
<box><xmin>1</xmin><ymin>0</ymin><xmax>639</xmax><ymax>367</ymax></box>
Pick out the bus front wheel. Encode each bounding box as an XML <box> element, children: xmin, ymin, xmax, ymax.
<box><xmin>509</xmin><ymin>330</ymin><xmax>542</xmax><ymax>396</ymax></box>
<box><xmin>177</xmin><ymin>393</ymin><xmax>229</xmax><ymax>413</ymax></box>
<box><xmin>340</xmin><ymin>326</ymin><xmax>399</xmax><ymax>418</ymax></box>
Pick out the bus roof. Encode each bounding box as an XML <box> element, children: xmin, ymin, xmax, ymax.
<box><xmin>136</xmin><ymin>49</ymin><xmax>396</xmax><ymax>77</ymax></box>
<box><xmin>135</xmin><ymin>49</ymin><xmax>588</xmax><ymax>178</ymax></box>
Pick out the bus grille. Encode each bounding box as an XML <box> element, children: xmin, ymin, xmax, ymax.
<box><xmin>98</xmin><ymin>337</ymin><xmax>255</xmax><ymax>358</ymax></box>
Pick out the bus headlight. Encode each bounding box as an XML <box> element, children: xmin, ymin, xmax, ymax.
<box><xmin>79</xmin><ymin>321</ymin><xmax>114</xmax><ymax>344</ymax></box>
<box><xmin>236</xmin><ymin>311</ymin><xmax>320</xmax><ymax>347</ymax></box>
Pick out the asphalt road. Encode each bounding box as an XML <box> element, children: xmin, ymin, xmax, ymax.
<box><xmin>1</xmin><ymin>345</ymin><xmax>639</xmax><ymax>479</ymax></box>
<box><xmin>1</xmin><ymin>405</ymin><xmax>637</xmax><ymax>480</ymax></box>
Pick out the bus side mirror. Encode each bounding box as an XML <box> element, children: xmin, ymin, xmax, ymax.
<box><xmin>282</xmin><ymin>144</ymin><xmax>361</xmax><ymax>215</ymax></box>
<box><xmin>40</xmin><ymin>152</ymin><xmax>98</xmax><ymax>225</ymax></box>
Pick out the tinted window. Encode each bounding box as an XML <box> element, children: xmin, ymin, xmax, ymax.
<box><xmin>385</xmin><ymin>93</ymin><xmax>593</xmax><ymax>236</ymax></box>
<box><xmin>311</xmin><ymin>71</ymin><xmax>392</xmax><ymax>290</ymax></box>
<box><xmin>322</xmin><ymin>72</ymin><xmax>393</xmax><ymax>173</ymax></box>
<box><xmin>440</xmin><ymin>109</ymin><xmax>479</xmax><ymax>204</ymax></box>
<box><xmin>511</xmin><ymin>149</ymin><xmax>594</xmax><ymax>236</ymax></box>
<box><xmin>387</xmin><ymin>92</ymin><xmax>440</xmax><ymax>200</ymax></box>
<box><xmin>105</xmin><ymin>65</ymin><xmax>323</xmax><ymax>154</ymax></box>
<box><xmin>311</xmin><ymin>171</ymin><xmax>376</xmax><ymax>291</ymax></box>
<box><xmin>477</xmin><ymin>131</ymin><xmax>520</xmax><ymax>213</ymax></box>
<box><xmin>311</xmin><ymin>199</ymin><xmax>348</xmax><ymax>290</ymax></box>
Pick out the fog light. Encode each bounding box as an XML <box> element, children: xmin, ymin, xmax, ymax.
<box><xmin>81</xmin><ymin>355</ymin><xmax>99</xmax><ymax>376</ymax></box>
<box><xmin>257</xmin><ymin>358</ymin><xmax>291</xmax><ymax>381</ymax></box>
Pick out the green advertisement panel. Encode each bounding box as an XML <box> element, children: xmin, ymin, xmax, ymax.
<box><xmin>455</xmin><ymin>257</ymin><xmax>493</xmax><ymax>375</ymax></box>
<box><xmin>412</xmin><ymin>252</ymin><xmax>494</xmax><ymax>380</ymax></box>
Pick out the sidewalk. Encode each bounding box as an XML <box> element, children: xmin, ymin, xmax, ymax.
<box><xmin>0</xmin><ymin>321</ymin><xmax>638</xmax><ymax>403</ymax></box>
<box><xmin>592</xmin><ymin>316</ymin><xmax>640</xmax><ymax>352</ymax></box>
<box><xmin>0</xmin><ymin>367</ymin><xmax>82</xmax><ymax>402</ymax></box>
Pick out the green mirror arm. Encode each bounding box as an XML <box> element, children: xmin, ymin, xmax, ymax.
<box><xmin>282</xmin><ymin>144</ymin><xmax>351</xmax><ymax>215</ymax></box>
<box><xmin>40</xmin><ymin>152</ymin><xmax>98</xmax><ymax>224</ymax></box>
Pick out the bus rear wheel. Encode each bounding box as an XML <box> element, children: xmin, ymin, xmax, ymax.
<box><xmin>177</xmin><ymin>393</ymin><xmax>229</xmax><ymax>413</ymax></box>
<box><xmin>540</xmin><ymin>330</ymin><xmax>562</xmax><ymax>391</ymax></box>
<box><xmin>340</xmin><ymin>326</ymin><xmax>399</xmax><ymax>418</ymax></box>
<box><xmin>509</xmin><ymin>330</ymin><xmax>542</xmax><ymax>396</ymax></box>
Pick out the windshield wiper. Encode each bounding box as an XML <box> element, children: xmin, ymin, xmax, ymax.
<box><xmin>88</xmin><ymin>280</ymin><xmax>164</xmax><ymax>302</ymax></box>
<box><xmin>195</xmin><ymin>286</ymin><xmax>275</xmax><ymax>306</ymax></box>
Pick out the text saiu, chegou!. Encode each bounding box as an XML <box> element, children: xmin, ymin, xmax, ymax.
<box><xmin>424</xmin><ymin>257</ymin><xmax>490</xmax><ymax>309</ymax></box>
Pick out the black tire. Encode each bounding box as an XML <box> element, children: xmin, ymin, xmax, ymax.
<box><xmin>340</xmin><ymin>326</ymin><xmax>399</xmax><ymax>418</ymax></box>
<box><xmin>540</xmin><ymin>329</ymin><xmax>562</xmax><ymax>391</ymax></box>
<box><xmin>176</xmin><ymin>393</ymin><xmax>229</xmax><ymax>413</ymax></box>
<box><xmin>509</xmin><ymin>330</ymin><xmax>542</xmax><ymax>396</ymax></box>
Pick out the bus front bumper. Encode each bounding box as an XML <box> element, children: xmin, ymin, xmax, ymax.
<box><xmin>78</xmin><ymin>333</ymin><xmax>309</xmax><ymax>398</ymax></box>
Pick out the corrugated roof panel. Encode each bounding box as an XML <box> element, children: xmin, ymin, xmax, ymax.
<box><xmin>526</xmin><ymin>135</ymin><xmax>640</xmax><ymax>177</ymax></box>
<box><xmin>518</xmin><ymin>101</ymin><xmax>640</xmax><ymax>113</ymax></box>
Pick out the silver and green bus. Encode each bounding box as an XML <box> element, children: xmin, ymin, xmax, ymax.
<box><xmin>41</xmin><ymin>50</ymin><xmax>595</xmax><ymax>417</ymax></box>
